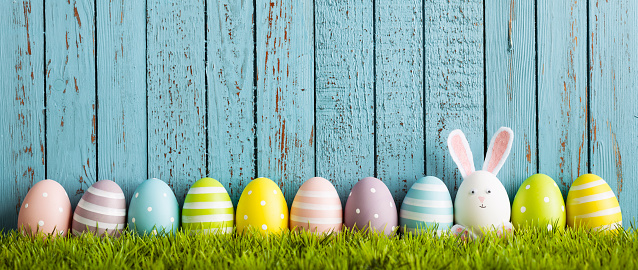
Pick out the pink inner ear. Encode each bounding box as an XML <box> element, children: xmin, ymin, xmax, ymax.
<box><xmin>486</xmin><ymin>131</ymin><xmax>511</xmax><ymax>173</ymax></box>
<box><xmin>451</xmin><ymin>134</ymin><xmax>473</xmax><ymax>176</ymax></box>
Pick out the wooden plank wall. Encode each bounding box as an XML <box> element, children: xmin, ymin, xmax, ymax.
<box><xmin>1</xmin><ymin>0</ymin><xmax>637</xmax><ymax>229</ymax></box>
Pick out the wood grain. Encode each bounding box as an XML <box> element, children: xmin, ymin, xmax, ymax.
<box><xmin>256</xmin><ymin>0</ymin><xmax>314</xmax><ymax>203</ymax></box>
<box><xmin>0</xmin><ymin>0</ymin><xmax>45</xmax><ymax>229</ymax></box>
<box><xmin>485</xmin><ymin>0</ymin><xmax>537</xmax><ymax>200</ymax></box>
<box><xmin>589</xmin><ymin>0</ymin><xmax>638</xmax><ymax>226</ymax></box>
<box><xmin>207</xmin><ymin>0</ymin><xmax>255</xmax><ymax>204</ymax></box>
<box><xmin>424</xmin><ymin>0</ymin><xmax>484</xmax><ymax>200</ymax></box>
<box><xmin>45</xmin><ymin>0</ymin><xmax>96</xmax><ymax>205</ymax></box>
<box><xmin>147</xmin><ymin>0</ymin><xmax>206</xmax><ymax>204</ymax></box>
<box><xmin>315</xmin><ymin>0</ymin><xmax>374</xmax><ymax>201</ymax></box>
<box><xmin>538</xmin><ymin>0</ymin><xmax>587</xmax><ymax>197</ymax></box>
<box><xmin>375</xmin><ymin>0</ymin><xmax>424</xmax><ymax>205</ymax></box>
<box><xmin>96</xmin><ymin>0</ymin><xmax>147</xmax><ymax>201</ymax></box>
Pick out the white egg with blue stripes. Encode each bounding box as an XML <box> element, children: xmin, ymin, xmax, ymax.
<box><xmin>399</xmin><ymin>176</ymin><xmax>453</xmax><ymax>235</ymax></box>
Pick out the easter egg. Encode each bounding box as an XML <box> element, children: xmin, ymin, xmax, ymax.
<box><xmin>72</xmin><ymin>180</ymin><xmax>127</xmax><ymax>236</ymax></box>
<box><xmin>511</xmin><ymin>174</ymin><xmax>565</xmax><ymax>231</ymax></box>
<box><xmin>236</xmin><ymin>177</ymin><xmax>288</xmax><ymax>234</ymax></box>
<box><xmin>399</xmin><ymin>176</ymin><xmax>453</xmax><ymax>234</ymax></box>
<box><xmin>128</xmin><ymin>178</ymin><xmax>179</xmax><ymax>235</ymax></box>
<box><xmin>345</xmin><ymin>177</ymin><xmax>398</xmax><ymax>235</ymax></box>
<box><xmin>182</xmin><ymin>178</ymin><xmax>234</xmax><ymax>234</ymax></box>
<box><xmin>290</xmin><ymin>177</ymin><xmax>342</xmax><ymax>234</ymax></box>
<box><xmin>18</xmin><ymin>179</ymin><xmax>72</xmax><ymax>237</ymax></box>
<box><xmin>567</xmin><ymin>174</ymin><xmax>622</xmax><ymax>231</ymax></box>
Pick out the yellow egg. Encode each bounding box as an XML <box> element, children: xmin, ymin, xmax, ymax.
<box><xmin>566</xmin><ymin>174</ymin><xmax>622</xmax><ymax>231</ymax></box>
<box><xmin>236</xmin><ymin>177</ymin><xmax>288</xmax><ymax>234</ymax></box>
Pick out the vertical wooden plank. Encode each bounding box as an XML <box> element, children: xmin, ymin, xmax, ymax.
<box><xmin>207</xmin><ymin>0</ymin><xmax>255</xmax><ymax>204</ymax></box>
<box><xmin>256</xmin><ymin>0</ymin><xmax>314</xmax><ymax>203</ymax></box>
<box><xmin>538</xmin><ymin>0</ymin><xmax>587</xmax><ymax>197</ymax></box>
<box><xmin>375</xmin><ymin>0</ymin><xmax>424</xmax><ymax>205</ymax></box>
<box><xmin>424</xmin><ymin>0</ymin><xmax>484</xmax><ymax>200</ymax></box>
<box><xmin>96</xmin><ymin>0</ymin><xmax>147</xmax><ymax>201</ymax></box>
<box><xmin>0</xmin><ymin>1</ymin><xmax>45</xmax><ymax>229</ymax></box>
<box><xmin>590</xmin><ymin>0</ymin><xmax>638</xmax><ymax>225</ymax></box>
<box><xmin>485</xmin><ymin>0</ymin><xmax>537</xmax><ymax>199</ymax></box>
<box><xmin>45</xmin><ymin>0</ymin><xmax>96</xmax><ymax>205</ymax></box>
<box><xmin>315</xmin><ymin>0</ymin><xmax>374</xmax><ymax>200</ymax></box>
<box><xmin>147</xmin><ymin>0</ymin><xmax>206</xmax><ymax>204</ymax></box>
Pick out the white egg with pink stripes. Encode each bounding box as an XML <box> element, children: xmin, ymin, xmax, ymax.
<box><xmin>72</xmin><ymin>180</ymin><xmax>127</xmax><ymax>236</ymax></box>
<box><xmin>290</xmin><ymin>177</ymin><xmax>342</xmax><ymax>234</ymax></box>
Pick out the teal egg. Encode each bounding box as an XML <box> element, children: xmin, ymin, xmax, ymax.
<box><xmin>399</xmin><ymin>176</ymin><xmax>453</xmax><ymax>234</ymax></box>
<box><xmin>128</xmin><ymin>178</ymin><xmax>179</xmax><ymax>235</ymax></box>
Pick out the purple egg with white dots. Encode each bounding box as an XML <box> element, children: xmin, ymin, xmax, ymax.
<box><xmin>72</xmin><ymin>180</ymin><xmax>127</xmax><ymax>236</ymax></box>
<box><xmin>344</xmin><ymin>177</ymin><xmax>398</xmax><ymax>235</ymax></box>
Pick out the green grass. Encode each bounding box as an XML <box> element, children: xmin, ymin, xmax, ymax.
<box><xmin>1</xmin><ymin>225</ymin><xmax>638</xmax><ymax>269</ymax></box>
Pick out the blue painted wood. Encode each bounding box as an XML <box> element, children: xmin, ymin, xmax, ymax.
<box><xmin>45</xmin><ymin>0</ymin><xmax>96</xmax><ymax>205</ymax></box>
<box><xmin>207</xmin><ymin>0</ymin><xmax>255</xmax><ymax>205</ymax></box>
<box><xmin>538</xmin><ymin>0</ymin><xmax>587</xmax><ymax>197</ymax></box>
<box><xmin>0</xmin><ymin>0</ymin><xmax>45</xmax><ymax>230</ymax></box>
<box><xmin>315</xmin><ymin>0</ymin><xmax>374</xmax><ymax>202</ymax></box>
<box><xmin>256</xmin><ymin>0</ymin><xmax>315</xmax><ymax>204</ymax></box>
<box><xmin>589</xmin><ymin>0</ymin><xmax>638</xmax><ymax>227</ymax></box>
<box><xmin>424</xmin><ymin>0</ymin><xmax>484</xmax><ymax>201</ymax></box>
<box><xmin>96</xmin><ymin>0</ymin><xmax>147</xmax><ymax>202</ymax></box>
<box><xmin>485</xmin><ymin>0</ymin><xmax>537</xmax><ymax>201</ymax></box>
<box><xmin>147</xmin><ymin>0</ymin><xmax>206</xmax><ymax>205</ymax></box>
<box><xmin>4</xmin><ymin>0</ymin><xmax>638</xmax><ymax>229</ymax></box>
<box><xmin>375</xmin><ymin>0</ymin><xmax>424</xmax><ymax>206</ymax></box>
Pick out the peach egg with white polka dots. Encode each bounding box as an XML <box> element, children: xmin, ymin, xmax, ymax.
<box><xmin>511</xmin><ymin>174</ymin><xmax>566</xmax><ymax>230</ymax></box>
<box><xmin>236</xmin><ymin>178</ymin><xmax>288</xmax><ymax>235</ymax></box>
<box><xmin>18</xmin><ymin>179</ymin><xmax>72</xmax><ymax>237</ymax></box>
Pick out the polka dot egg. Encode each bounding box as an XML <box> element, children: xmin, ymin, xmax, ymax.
<box><xmin>511</xmin><ymin>174</ymin><xmax>566</xmax><ymax>230</ymax></box>
<box><xmin>567</xmin><ymin>174</ymin><xmax>622</xmax><ymax>231</ymax></box>
<box><xmin>399</xmin><ymin>176</ymin><xmax>453</xmax><ymax>235</ymax></box>
<box><xmin>18</xmin><ymin>179</ymin><xmax>72</xmax><ymax>237</ymax></box>
<box><xmin>72</xmin><ymin>180</ymin><xmax>127</xmax><ymax>236</ymax></box>
<box><xmin>345</xmin><ymin>177</ymin><xmax>398</xmax><ymax>236</ymax></box>
<box><xmin>290</xmin><ymin>177</ymin><xmax>342</xmax><ymax>234</ymax></box>
<box><xmin>128</xmin><ymin>178</ymin><xmax>179</xmax><ymax>236</ymax></box>
<box><xmin>182</xmin><ymin>178</ymin><xmax>234</xmax><ymax>234</ymax></box>
<box><xmin>236</xmin><ymin>177</ymin><xmax>288</xmax><ymax>234</ymax></box>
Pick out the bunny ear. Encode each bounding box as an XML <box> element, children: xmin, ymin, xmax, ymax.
<box><xmin>483</xmin><ymin>127</ymin><xmax>514</xmax><ymax>176</ymax></box>
<box><xmin>447</xmin><ymin>129</ymin><xmax>475</xmax><ymax>178</ymax></box>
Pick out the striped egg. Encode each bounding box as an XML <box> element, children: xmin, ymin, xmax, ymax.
<box><xmin>290</xmin><ymin>177</ymin><xmax>342</xmax><ymax>234</ymax></box>
<box><xmin>567</xmin><ymin>174</ymin><xmax>622</xmax><ymax>231</ymax></box>
<box><xmin>72</xmin><ymin>180</ymin><xmax>127</xmax><ymax>236</ymax></box>
<box><xmin>399</xmin><ymin>176</ymin><xmax>453</xmax><ymax>235</ymax></box>
<box><xmin>182</xmin><ymin>178</ymin><xmax>234</xmax><ymax>234</ymax></box>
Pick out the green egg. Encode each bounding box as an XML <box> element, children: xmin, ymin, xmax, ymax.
<box><xmin>512</xmin><ymin>174</ymin><xmax>566</xmax><ymax>231</ymax></box>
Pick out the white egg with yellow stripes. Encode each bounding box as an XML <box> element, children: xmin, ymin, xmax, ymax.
<box><xmin>399</xmin><ymin>176</ymin><xmax>453</xmax><ymax>234</ymax></box>
<box><xmin>182</xmin><ymin>178</ymin><xmax>234</xmax><ymax>234</ymax></box>
<box><xmin>567</xmin><ymin>174</ymin><xmax>622</xmax><ymax>231</ymax></box>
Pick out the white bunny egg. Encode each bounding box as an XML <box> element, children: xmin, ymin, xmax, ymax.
<box><xmin>447</xmin><ymin>127</ymin><xmax>515</xmax><ymax>239</ymax></box>
<box><xmin>454</xmin><ymin>171</ymin><xmax>511</xmax><ymax>230</ymax></box>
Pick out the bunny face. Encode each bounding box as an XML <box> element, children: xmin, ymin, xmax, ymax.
<box><xmin>454</xmin><ymin>171</ymin><xmax>511</xmax><ymax>229</ymax></box>
<box><xmin>447</xmin><ymin>127</ymin><xmax>514</xmax><ymax>235</ymax></box>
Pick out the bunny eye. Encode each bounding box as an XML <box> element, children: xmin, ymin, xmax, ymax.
<box><xmin>486</xmin><ymin>189</ymin><xmax>492</xmax><ymax>194</ymax></box>
<box><xmin>470</xmin><ymin>189</ymin><xmax>476</xmax><ymax>195</ymax></box>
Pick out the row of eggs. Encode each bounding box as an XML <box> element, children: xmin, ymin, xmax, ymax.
<box><xmin>17</xmin><ymin>173</ymin><xmax>621</xmax><ymax>237</ymax></box>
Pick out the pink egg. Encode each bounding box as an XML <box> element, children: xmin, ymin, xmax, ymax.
<box><xmin>18</xmin><ymin>179</ymin><xmax>72</xmax><ymax>237</ymax></box>
<box><xmin>290</xmin><ymin>177</ymin><xmax>342</xmax><ymax>234</ymax></box>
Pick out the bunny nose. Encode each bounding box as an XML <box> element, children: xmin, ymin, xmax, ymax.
<box><xmin>478</xmin><ymin>196</ymin><xmax>485</xmax><ymax>203</ymax></box>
